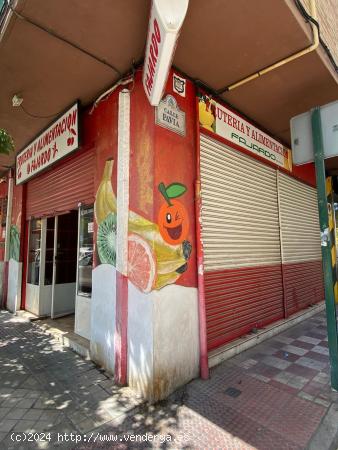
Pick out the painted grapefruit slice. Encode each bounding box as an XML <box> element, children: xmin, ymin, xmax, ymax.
<box><xmin>128</xmin><ymin>233</ymin><xmax>157</xmax><ymax>293</ymax></box>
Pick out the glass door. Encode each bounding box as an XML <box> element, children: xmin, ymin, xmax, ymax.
<box><xmin>25</xmin><ymin>218</ymin><xmax>54</xmax><ymax>317</ymax></box>
<box><xmin>25</xmin><ymin>218</ymin><xmax>42</xmax><ymax>315</ymax></box>
<box><xmin>51</xmin><ymin>211</ymin><xmax>78</xmax><ymax>318</ymax></box>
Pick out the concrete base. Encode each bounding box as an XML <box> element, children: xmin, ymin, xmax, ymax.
<box><xmin>128</xmin><ymin>283</ymin><xmax>199</xmax><ymax>403</ymax></box>
<box><xmin>7</xmin><ymin>259</ymin><xmax>22</xmax><ymax>313</ymax></box>
<box><xmin>209</xmin><ymin>302</ymin><xmax>325</xmax><ymax>368</ymax></box>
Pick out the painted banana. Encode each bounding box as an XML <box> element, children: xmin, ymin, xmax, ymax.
<box><xmin>94</xmin><ymin>159</ymin><xmax>117</xmax><ymax>224</ymax></box>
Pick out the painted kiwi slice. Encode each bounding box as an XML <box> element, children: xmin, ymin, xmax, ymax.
<box><xmin>97</xmin><ymin>213</ymin><xmax>117</xmax><ymax>265</ymax></box>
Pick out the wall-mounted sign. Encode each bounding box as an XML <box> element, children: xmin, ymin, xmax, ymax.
<box><xmin>156</xmin><ymin>95</ymin><xmax>186</xmax><ymax>136</ymax></box>
<box><xmin>143</xmin><ymin>0</ymin><xmax>189</xmax><ymax>106</ymax></box>
<box><xmin>291</xmin><ymin>100</ymin><xmax>338</xmax><ymax>165</ymax></box>
<box><xmin>198</xmin><ymin>96</ymin><xmax>292</xmax><ymax>171</ymax></box>
<box><xmin>173</xmin><ymin>73</ymin><xmax>186</xmax><ymax>97</ymax></box>
<box><xmin>16</xmin><ymin>102</ymin><xmax>79</xmax><ymax>185</ymax></box>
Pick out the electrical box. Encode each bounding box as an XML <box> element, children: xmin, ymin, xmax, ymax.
<box><xmin>290</xmin><ymin>100</ymin><xmax>338</xmax><ymax>165</ymax></box>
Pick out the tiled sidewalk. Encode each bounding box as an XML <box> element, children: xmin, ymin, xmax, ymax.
<box><xmin>0</xmin><ymin>308</ymin><xmax>338</xmax><ymax>449</ymax></box>
<box><xmin>182</xmin><ymin>311</ymin><xmax>337</xmax><ymax>450</ymax></box>
<box><xmin>86</xmin><ymin>309</ymin><xmax>338</xmax><ymax>450</ymax></box>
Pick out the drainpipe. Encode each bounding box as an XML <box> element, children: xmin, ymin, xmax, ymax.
<box><xmin>218</xmin><ymin>0</ymin><xmax>319</xmax><ymax>93</ymax></box>
<box><xmin>2</xmin><ymin>170</ymin><xmax>13</xmax><ymax>308</ymax></box>
<box><xmin>195</xmin><ymin>97</ymin><xmax>209</xmax><ymax>380</ymax></box>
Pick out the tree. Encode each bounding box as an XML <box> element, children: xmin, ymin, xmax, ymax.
<box><xmin>0</xmin><ymin>129</ymin><xmax>14</xmax><ymax>154</ymax></box>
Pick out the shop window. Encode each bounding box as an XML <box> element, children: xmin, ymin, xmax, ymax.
<box><xmin>0</xmin><ymin>196</ymin><xmax>7</xmax><ymax>228</ymax></box>
<box><xmin>77</xmin><ymin>205</ymin><xmax>94</xmax><ymax>297</ymax></box>
<box><xmin>55</xmin><ymin>211</ymin><xmax>78</xmax><ymax>285</ymax></box>
<box><xmin>27</xmin><ymin>219</ymin><xmax>41</xmax><ymax>285</ymax></box>
<box><xmin>44</xmin><ymin>217</ymin><xmax>55</xmax><ymax>285</ymax></box>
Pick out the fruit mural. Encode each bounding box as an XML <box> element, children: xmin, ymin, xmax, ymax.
<box><xmin>94</xmin><ymin>159</ymin><xmax>192</xmax><ymax>293</ymax></box>
<box><xmin>198</xmin><ymin>94</ymin><xmax>216</xmax><ymax>132</ymax></box>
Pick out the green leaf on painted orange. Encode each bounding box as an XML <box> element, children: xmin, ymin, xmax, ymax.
<box><xmin>166</xmin><ymin>183</ymin><xmax>187</xmax><ymax>199</ymax></box>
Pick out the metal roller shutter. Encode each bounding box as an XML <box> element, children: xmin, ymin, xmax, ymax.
<box><xmin>277</xmin><ymin>172</ymin><xmax>324</xmax><ymax>315</ymax></box>
<box><xmin>200</xmin><ymin>134</ymin><xmax>284</xmax><ymax>350</ymax></box>
<box><xmin>26</xmin><ymin>148</ymin><xmax>95</xmax><ymax>219</ymax></box>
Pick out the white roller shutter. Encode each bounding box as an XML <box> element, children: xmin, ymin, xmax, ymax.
<box><xmin>277</xmin><ymin>172</ymin><xmax>321</xmax><ymax>263</ymax></box>
<box><xmin>277</xmin><ymin>171</ymin><xmax>323</xmax><ymax>314</ymax></box>
<box><xmin>200</xmin><ymin>134</ymin><xmax>284</xmax><ymax>350</ymax></box>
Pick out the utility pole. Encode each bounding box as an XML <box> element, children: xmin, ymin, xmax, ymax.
<box><xmin>312</xmin><ymin>107</ymin><xmax>338</xmax><ymax>390</ymax></box>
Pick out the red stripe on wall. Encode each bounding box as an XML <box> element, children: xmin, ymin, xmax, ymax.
<box><xmin>114</xmin><ymin>271</ymin><xmax>128</xmax><ymax>385</ymax></box>
<box><xmin>283</xmin><ymin>260</ymin><xmax>324</xmax><ymax>316</ymax></box>
<box><xmin>205</xmin><ymin>264</ymin><xmax>284</xmax><ymax>350</ymax></box>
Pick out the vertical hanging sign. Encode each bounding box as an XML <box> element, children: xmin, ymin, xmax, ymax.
<box><xmin>143</xmin><ymin>0</ymin><xmax>189</xmax><ymax>106</ymax></box>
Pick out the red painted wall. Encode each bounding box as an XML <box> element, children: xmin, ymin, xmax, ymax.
<box><xmin>129</xmin><ymin>69</ymin><xmax>198</xmax><ymax>290</ymax></box>
<box><xmin>292</xmin><ymin>162</ymin><xmax>316</xmax><ymax>187</ymax></box>
<box><xmin>82</xmin><ymin>91</ymin><xmax>119</xmax><ymax>269</ymax></box>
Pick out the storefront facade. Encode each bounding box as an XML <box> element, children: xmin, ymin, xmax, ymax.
<box><xmin>197</xmin><ymin>96</ymin><xmax>323</xmax><ymax>351</ymax></box>
<box><xmin>0</xmin><ymin>67</ymin><xmax>325</xmax><ymax>401</ymax></box>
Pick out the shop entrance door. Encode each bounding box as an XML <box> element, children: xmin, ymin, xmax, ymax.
<box><xmin>51</xmin><ymin>210</ymin><xmax>78</xmax><ymax>318</ymax></box>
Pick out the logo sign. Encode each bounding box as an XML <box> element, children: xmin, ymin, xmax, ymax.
<box><xmin>143</xmin><ymin>0</ymin><xmax>189</xmax><ymax>106</ymax></box>
<box><xmin>198</xmin><ymin>96</ymin><xmax>292</xmax><ymax>171</ymax></box>
<box><xmin>156</xmin><ymin>95</ymin><xmax>186</xmax><ymax>136</ymax></box>
<box><xmin>173</xmin><ymin>73</ymin><xmax>186</xmax><ymax>97</ymax></box>
<box><xmin>16</xmin><ymin>102</ymin><xmax>79</xmax><ymax>185</ymax></box>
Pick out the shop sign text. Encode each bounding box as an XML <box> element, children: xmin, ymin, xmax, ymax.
<box><xmin>16</xmin><ymin>103</ymin><xmax>79</xmax><ymax>185</ymax></box>
<box><xmin>198</xmin><ymin>97</ymin><xmax>292</xmax><ymax>171</ymax></box>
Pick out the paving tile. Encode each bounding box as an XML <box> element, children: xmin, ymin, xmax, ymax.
<box><xmin>273</xmin><ymin>335</ymin><xmax>295</xmax><ymax>345</ymax></box>
<box><xmin>273</xmin><ymin>350</ymin><xmax>299</xmax><ymax>362</ymax></box>
<box><xmin>250</xmin><ymin>373</ymin><xmax>270</xmax><ymax>383</ymax></box>
<box><xmin>0</xmin><ymin>408</ymin><xmax>10</xmax><ymax>420</ymax></box>
<box><xmin>0</xmin><ymin>432</ymin><xmax>7</xmax><ymax>442</ymax></box>
<box><xmin>298</xmin><ymin>336</ymin><xmax>322</xmax><ymax>345</ymax></box>
<box><xmin>298</xmin><ymin>391</ymin><xmax>315</xmax><ymax>402</ymax></box>
<box><xmin>22</xmin><ymin>409</ymin><xmax>44</xmax><ymax>421</ymax></box>
<box><xmin>268</xmin><ymin>397</ymin><xmax>326</xmax><ymax>447</ymax></box>
<box><xmin>302</xmin><ymin>381</ymin><xmax>327</xmax><ymax>397</ymax></box>
<box><xmin>6</xmin><ymin>408</ymin><xmax>27</xmax><ymax>420</ymax></box>
<box><xmin>314</xmin><ymin>397</ymin><xmax>330</xmax><ymax>407</ymax></box>
<box><xmin>295</xmin><ymin>357</ymin><xmax>327</xmax><ymax>371</ymax></box>
<box><xmin>238</xmin><ymin>359</ymin><xmax>258</xmax><ymax>369</ymax></box>
<box><xmin>291</xmin><ymin>340</ymin><xmax>314</xmax><ymax>350</ymax></box>
<box><xmin>12</xmin><ymin>419</ymin><xmax>36</xmax><ymax>432</ymax></box>
<box><xmin>282</xmin><ymin>344</ymin><xmax>308</xmax><ymax>356</ymax></box>
<box><xmin>269</xmin><ymin>380</ymin><xmax>299</xmax><ymax>395</ymax></box>
<box><xmin>0</xmin><ymin>419</ymin><xmax>17</xmax><ymax>432</ymax></box>
<box><xmin>16</xmin><ymin>398</ymin><xmax>36</xmax><ymax>409</ymax></box>
<box><xmin>262</xmin><ymin>355</ymin><xmax>291</xmax><ymax>370</ymax></box>
<box><xmin>313</xmin><ymin>372</ymin><xmax>330</xmax><ymax>385</ymax></box>
<box><xmin>273</xmin><ymin>371</ymin><xmax>309</xmax><ymax>390</ymax></box>
<box><xmin>311</xmin><ymin>345</ymin><xmax>329</xmax><ymax>356</ymax></box>
<box><xmin>287</xmin><ymin>363</ymin><xmax>319</xmax><ymax>379</ymax></box>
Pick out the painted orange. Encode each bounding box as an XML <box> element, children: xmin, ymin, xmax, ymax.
<box><xmin>158</xmin><ymin>199</ymin><xmax>189</xmax><ymax>245</ymax></box>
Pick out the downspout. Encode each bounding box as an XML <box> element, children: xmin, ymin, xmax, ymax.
<box><xmin>218</xmin><ymin>0</ymin><xmax>319</xmax><ymax>93</ymax></box>
<box><xmin>195</xmin><ymin>97</ymin><xmax>209</xmax><ymax>380</ymax></box>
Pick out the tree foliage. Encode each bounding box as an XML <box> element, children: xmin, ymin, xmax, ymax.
<box><xmin>0</xmin><ymin>129</ymin><xmax>14</xmax><ymax>154</ymax></box>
